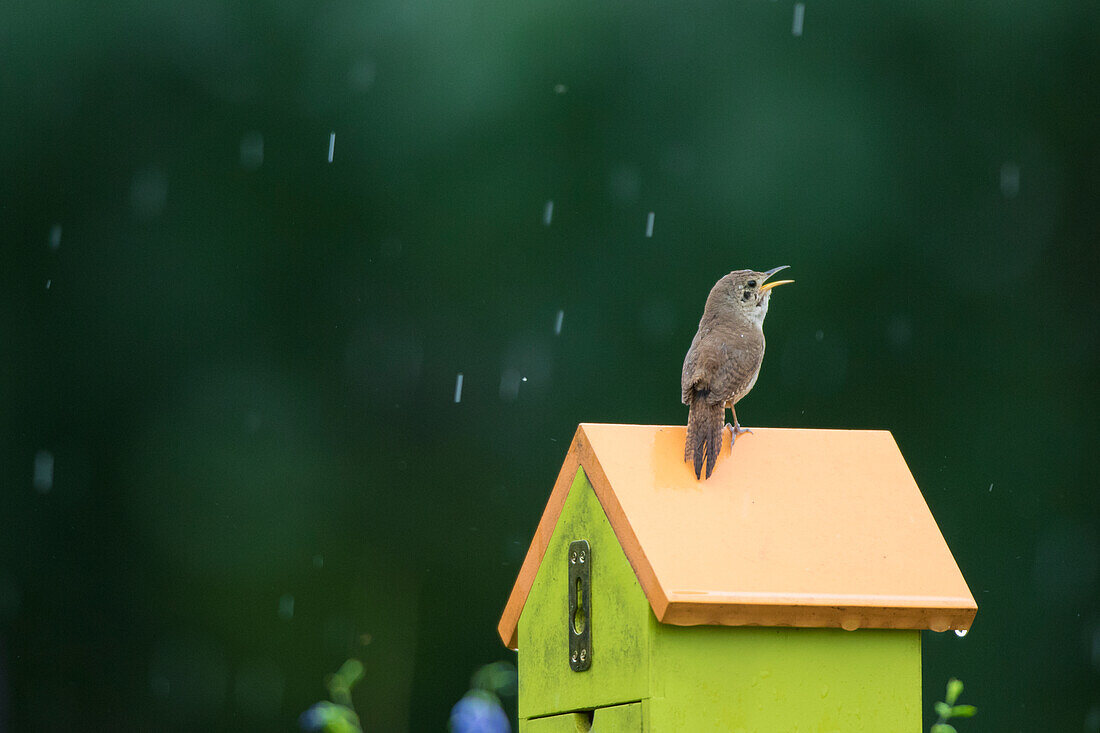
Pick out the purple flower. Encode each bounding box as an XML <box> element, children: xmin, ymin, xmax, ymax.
<box><xmin>299</xmin><ymin>702</ymin><xmax>334</xmax><ymax>730</ymax></box>
<box><xmin>449</xmin><ymin>690</ymin><xmax>510</xmax><ymax>733</ymax></box>
<box><xmin>299</xmin><ymin>701</ymin><xmax>359</xmax><ymax>732</ymax></box>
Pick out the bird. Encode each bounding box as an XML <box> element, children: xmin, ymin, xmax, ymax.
<box><xmin>681</xmin><ymin>266</ymin><xmax>793</xmax><ymax>479</ymax></box>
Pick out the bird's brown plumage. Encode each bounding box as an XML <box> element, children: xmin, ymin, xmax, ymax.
<box><xmin>682</xmin><ymin>267</ymin><xmax>790</xmax><ymax>479</ymax></box>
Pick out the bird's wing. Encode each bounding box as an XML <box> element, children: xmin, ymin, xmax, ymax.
<box><xmin>677</xmin><ymin>327</ymin><xmax>721</xmax><ymax>402</ymax></box>
<box><xmin>709</xmin><ymin>327</ymin><xmax>765</xmax><ymax>403</ymax></box>
<box><xmin>683</xmin><ymin>327</ymin><xmax>765</xmax><ymax>405</ymax></box>
<box><xmin>681</xmin><ymin>333</ymin><xmax>701</xmax><ymax>403</ymax></box>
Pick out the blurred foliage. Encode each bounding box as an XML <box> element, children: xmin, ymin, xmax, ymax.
<box><xmin>299</xmin><ymin>659</ymin><xmax>363</xmax><ymax>733</ymax></box>
<box><xmin>930</xmin><ymin>677</ymin><xmax>977</xmax><ymax>733</ymax></box>
<box><xmin>449</xmin><ymin>661</ymin><xmax>516</xmax><ymax>733</ymax></box>
<box><xmin>1</xmin><ymin>0</ymin><xmax>1098</xmax><ymax>731</ymax></box>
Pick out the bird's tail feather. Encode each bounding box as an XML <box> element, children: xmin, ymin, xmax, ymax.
<box><xmin>685</xmin><ymin>393</ymin><xmax>723</xmax><ymax>479</ymax></box>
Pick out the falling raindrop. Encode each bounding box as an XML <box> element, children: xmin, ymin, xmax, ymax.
<box><xmin>554</xmin><ymin>310</ymin><xmax>564</xmax><ymax>335</ymax></box>
<box><xmin>327</xmin><ymin>132</ymin><xmax>336</xmax><ymax>163</ymax></box>
<box><xmin>554</xmin><ymin>84</ymin><xmax>568</xmax><ymax>94</ymax></box>
<box><xmin>45</xmin><ymin>279</ymin><xmax>52</xmax><ymax>290</ymax></box>
<box><xmin>645</xmin><ymin>212</ymin><xmax>655</xmax><ymax>237</ymax></box>
<box><xmin>48</xmin><ymin>224</ymin><xmax>62</xmax><ymax>250</ymax></box>
<box><xmin>639</xmin><ymin>300</ymin><xmax>676</xmax><ymax>340</ymax></box>
<box><xmin>792</xmin><ymin>3</ymin><xmax>805</xmax><ymax>36</ymax></box>
<box><xmin>1000</xmin><ymin>162</ymin><xmax>1020</xmax><ymax>198</ymax></box>
<box><xmin>1092</xmin><ymin>625</ymin><xmax>1100</xmax><ymax>670</ymax></box>
<box><xmin>278</xmin><ymin>594</ymin><xmax>295</xmax><ymax>620</ymax></box>
<box><xmin>887</xmin><ymin>315</ymin><xmax>913</xmax><ymax>350</ymax></box>
<box><xmin>312</xmin><ymin>554</ymin><xmax>324</xmax><ymax>569</ymax></box>
<box><xmin>608</xmin><ymin>166</ymin><xmax>641</xmax><ymax>205</ymax></box>
<box><xmin>499</xmin><ymin>369</ymin><xmax>521</xmax><ymax>401</ymax></box>
<box><xmin>348</xmin><ymin>59</ymin><xmax>377</xmax><ymax>92</ymax></box>
<box><xmin>240</xmin><ymin>132</ymin><xmax>264</xmax><ymax>170</ymax></box>
<box><xmin>543</xmin><ymin>200</ymin><xmax>554</xmax><ymax>226</ymax></box>
<box><xmin>815</xmin><ymin>329</ymin><xmax>824</xmax><ymax>342</ymax></box>
<box><xmin>454</xmin><ymin>372</ymin><xmax>464</xmax><ymax>403</ymax></box>
<box><xmin>33</xmin><ymin>450</ymin><xmax>54</xmax><ymax>493</ymax></box>
<box><xmin>130</xmin><ymin>168</ymin><xmax>168</xmax><ymax>219</ymax></box>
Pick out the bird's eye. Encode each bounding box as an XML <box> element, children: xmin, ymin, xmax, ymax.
<box><xmin>747</xmin><ymin>280</ymin><xmax>756</xmax><ymax>288</ymax></box>
<box><xmin>742</xmin><ymin>291</ymin><xmax>752</xmax><ymax>301</ymax></box>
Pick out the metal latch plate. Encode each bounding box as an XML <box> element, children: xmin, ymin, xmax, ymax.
<box><xmin>568</xmin><ymin>539</ymin><xmax>591</xmax><ymax>671</ymax></box>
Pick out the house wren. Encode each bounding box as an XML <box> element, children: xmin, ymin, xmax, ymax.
<box><xmin>681</xmin><ymin>266</ymin><xmax>793</xmax><ymax>479</ymax></box>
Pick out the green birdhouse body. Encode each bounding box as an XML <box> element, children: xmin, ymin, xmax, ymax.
<box><xmin>499</xmin><ymin>425</ymin><xmax>977</xmax><ymax>732</ymax></box>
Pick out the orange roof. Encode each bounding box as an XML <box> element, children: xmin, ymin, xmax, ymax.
<box><xmin>498</xmin><ymin>424</ymin><xmax>976</xmax><ymax>649</ymax></box>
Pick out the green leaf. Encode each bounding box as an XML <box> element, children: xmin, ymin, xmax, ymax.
<box><xmin>326</xmin><ymin>717</ymin><xmax>361</xmax><ymax>733</ymax></box>
<box><xmin>930</xmin><ymin>725</ymin><xmax>957</xmax><ymax>733</ymax></box>
<box><xmin>471</xmin><ymin>661</ymin><xmax>518</xmax><ymax>696</ymax></box>
<box><xmin>335</xmin><ymin>659</ymin><xmax>365</xmax><ymax>688</ymax></box>
<box><xmin>326</xmin><ymin>677</ymin><xmax>351</xmax><ymax>707</ymax></box>
<box><xmin>326</xmin><ymin>659</ymin><xmax>365</xmax><ymax>707</ymax></box>
<box><xmin>301</xmin><ymin>701</ymin><xmax>361</xmax><ymax>732</ymax></box>
<box><xmin>950</xmin><ymin>704</ymin><xmax>977</xmax><ymax>718</ymax></box>
<box><xmin>946</xmin><ymin>678</ymin><xmax>964</xmax><ymax>705</ymax></box>
<box><xmin>934</xmin><ymin>702</ymin><xmax>952</xmax><ymax>718</ymax></box>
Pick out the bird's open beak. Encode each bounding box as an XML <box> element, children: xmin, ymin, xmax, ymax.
<box><xmin>760</xmin><ymin>265</ymin><xmax>794</xmax><ymax>291</ymax></box>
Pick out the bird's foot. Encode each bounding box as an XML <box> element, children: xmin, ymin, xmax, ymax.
<box><xmin>725</xmin><ymin>423</ymin><xmax>753</xmax><ymax>452</ymax></box>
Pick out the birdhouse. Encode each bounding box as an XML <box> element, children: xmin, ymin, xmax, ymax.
<box><xmin>498</xmin><ymin>424</ymin><xmax>976</xmax><ymax>731</ymax></box>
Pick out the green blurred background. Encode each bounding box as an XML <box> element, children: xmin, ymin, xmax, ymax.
<box><xmin>2</xmin><ymin>0</ymin><xmax>1098</xmax><ymax>730</ymax></box>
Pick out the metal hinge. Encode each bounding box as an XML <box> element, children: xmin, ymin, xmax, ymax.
<box><xmin>568</xmin><ymin>539</ymin><xmax>591</xmax><ymax>671</ymax></box>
